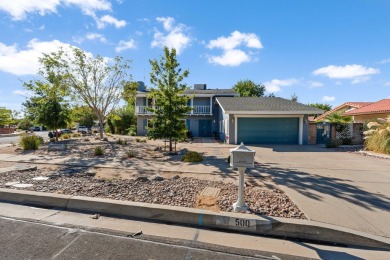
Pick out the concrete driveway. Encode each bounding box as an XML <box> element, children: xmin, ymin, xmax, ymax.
<box><xmin>249</xmin><ymin>145</ymin><xmax>390</xmax><ymax>238</ymax></box>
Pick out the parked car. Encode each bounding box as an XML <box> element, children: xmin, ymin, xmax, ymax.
<box><xmin>60</xmin><ymin>129</ymin><xmax>73</xmax><ymax>134</ymax></box>
<box><xmin>30</xmin><ymin>126</ymin><xmax>41</xmax><ymax>131</ymax></box>
<box><xmin>48</xmin><ymin>130</ymin><xmax>61</xmax><ymax>138</ymax></box>
<box><xmin>77</xmin><ymin>126</ymin><xmax>89</xmax><ymax>134</ymax></box>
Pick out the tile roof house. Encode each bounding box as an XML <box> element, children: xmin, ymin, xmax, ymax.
<box><xmin>343</xmin><ymin>99</ymin><xmax>390</xmax><ymax>123</ymax></box>
<box><xmin>314</xmin><ymin>102</ymin><xmax>373</xmax><ymax>122</ymax></box>
<box><xmin>135</xmin><ymin>82</ymin><xmax>323</xmax><ymax>145</ymax></box>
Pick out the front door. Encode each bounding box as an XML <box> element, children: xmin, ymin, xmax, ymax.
<box><xmin>316</xmin><ymin>123</ymin><xmax>332</xmax><ymax>144</ymax></box>
<box><xmin>198</xmin><ymin>119</ymin><xmax>212</xmax><ymax>137</ymax></box>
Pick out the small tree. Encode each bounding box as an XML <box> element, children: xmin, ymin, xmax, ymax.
<box><xmin>326</xmin><ymin>112</ymin><xmax>353</xmax><ymax>144</ymax></box>
<box><xmin>309</xmin><ymin>103</ymin><xmax>332</xmax><ymax>112</ymax></box>
<box><xmin>0</xmin><ymin>107</ymin><xmax>12</xmax><ymax>127</ymax></box>
<box><xmin>36</xmin><ymin>98</ymin><xmax>71</xmax><ymax>141</ymax></box>
<box><xmin>148</xmin><ymin>47</ymin><xmax>191</xmax><ymax>152</ymax></box>
<box><xmin>45</xmin><ymin>47</ymin><xmax>133</xmax><ymax>139</ymax></box>
<box><xmin>232</xmin><ymin>80</ymin><xmax>266</xmax><ymax>97</ymax></box>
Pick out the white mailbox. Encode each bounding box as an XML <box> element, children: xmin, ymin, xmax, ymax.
<box><xmin>230</xmin><ymin>142</ymin><xmax>256</xmax><ymax>168</ymax></box>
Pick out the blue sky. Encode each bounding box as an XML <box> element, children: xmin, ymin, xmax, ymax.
<box><xmin>1</xmin><ymin>0</ymin><xmax>390</xmax><ymax>112</ymax></box>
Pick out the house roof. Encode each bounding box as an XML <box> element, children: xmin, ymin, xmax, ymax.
<box><xmin>343</xmin><ymin>99</ymin><xmax>390</xmax><ymax>116</ymax></box>
<box><xmin>315</xmin><ymin>102</ymin><xmax>372</xmax><ymax>122</ymax></box>
<box><xmin>216</xmin><ymin>97</ymin><xmax>324</xmax><ymax>114</ymax></box>
<box><xmin>136</xmin><ymin>88</ymin><xmax>238</xmax><ymax>95</ymax></box>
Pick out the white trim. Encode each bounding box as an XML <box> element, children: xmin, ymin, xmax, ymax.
<box><xmin>234</xmin><ymin>114</ymin><xmax>304</xmax><ymax>118</ymax></box>
<box><xmin>299</xmin><ymin>117</ymin><xmax>303</xmax><ymax>145</ymax></box>
<box><xmin>227</xmin><ymin>111</ymin><xmax>321</xmax><ymax>115</ymax></box>
<box><xmin>234</xmin><ymin>116</ymin><xmax>238</xmax><ymax>144</ymax></box>
<box><xmin>215</xmin><ymin>98</ymin><xmax>226</xmax><ymax>114</ymax></box>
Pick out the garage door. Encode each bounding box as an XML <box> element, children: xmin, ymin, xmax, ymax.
<box><xmin>237</xmin><ymin>118</ymin><xmax>299</xmax><ymax>144</ymax></box>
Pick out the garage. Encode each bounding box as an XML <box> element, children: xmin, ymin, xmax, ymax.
<box><xmin>237</xmin><ymin>117</ymin><xmax>299</xmax><ymax>144</ymax></box>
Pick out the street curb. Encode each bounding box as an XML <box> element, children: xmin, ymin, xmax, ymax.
<box><xmin>1</xmin><ymin>188</ymin><xmax>389</xmax><ymax>249</ymax></box>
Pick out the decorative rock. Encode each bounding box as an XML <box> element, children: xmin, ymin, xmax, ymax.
<box><xmin>178</xmin><ymin>148</ymin><xmax>189</xmax><ymax>155</ymax></box>
<box><xmin>102</xmin><ymin>137</ymin><xmax>109</xmax><ymax>142</ymax></box>
<box><xmin>5</xmin><ymin>181</ymin><xmax>20</xmax><ymax>186</ymax></box>
<box><xmin>48</xmin><ymin>143</ymin><xmax>66</xmax><ymax>151</ymax></box>
<box><xmin>32</xmin><ymin>176</ymin><xmax>49</xmax><ymax>181</ymax></box>
<box><xmin>171</xmin><ymin>175</ymin><xmax>180</xmax><ymax>180</ymax></box>
<box><xmin>12</xmin><ymin>183</ymin><xmax>33</xmax><ymax>188</ymax></box>
<box><xmin>150</xmin><ymin>175</ymin><xmax>164</xmax><ymax>181</ymax></box>
<box><xmin>135</xmin><ymin>176</ymin><xmax>149</xmax><ymax>182</ymax></box>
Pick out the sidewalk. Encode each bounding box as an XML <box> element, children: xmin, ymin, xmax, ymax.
<box><xmin>0</xmin><ymin>202</ymin><xmax>389</xmax><ymax>259</ymax></box>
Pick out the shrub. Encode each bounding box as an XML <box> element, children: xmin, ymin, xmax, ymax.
<box><xmin>116</xmin><ymin>138</ymin><xmax>127</xmax><ymax>145</ymax></box>
<box><xmin>62</xmin><ymin>133</ymin><xmax>71</xmax><ymax>140</ymax></box>
<box><xmin>94</xmin><ymin>146</ymin><xmax>104</xmax><ymax>156</ymax></box>
<box><xmin>93</xmin><ymin>130</ymin><xmax>98</xmax><ymax>134</ymax></box>
<box><xmin>341</xmin><ymin>137</ymin><xmax>352</xmax><ymax>145</ymax></box>
<box><xmin>136</xmin><ymin>138</ymin><xmax>141</xmax><ymax>142</ymax></box>
<box><xmin>49</xmin><ymin>138</ymin><xmax>56</xmax><ymax>143</ymax></box>
<box><xmin>19</xmin><ymin>134</ymin><xmax>42</xmax><ymax>150</ymax></box>
<box><xmin>325</xmin><ymin>139</ymin><xmax>343</xmax><ymax>148</ymax></box>
<box><xmin>126</xmin><ymin>149</ymin><xmax>137</xmax><ymax>158</ymax></box>
<box><xmin>364</xmin><ymin>119</ymin><xmax>390</xmax><ymax>154</ymax></box>
<box><xmin>128</xmin><ymin>125</ymin><xmax>136</xmax><ymax>136</ymax></box>
<box><xmin>73</xmin><ymin>133</ymin><xmax>81</xmax><ymax>138</ymax></box>
<box><xmin>181</xmin><ymin>151</ymin><xmax>203</xmax><ymax>162</ymax></box>
<box><xmin>140</xmin><ymin>138</ymin><xmax>147</xmax><ymax>143</ymax></box>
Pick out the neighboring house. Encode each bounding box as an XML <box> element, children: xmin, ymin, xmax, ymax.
<box><xmin>343</xmin><ymin>98</ymin><xmax>390</xmax><ymax>123</ymax></box>
<box><xmin>216</xmin><ymin>97</ymin><xmax>323</xmax><ymax>145</ymax></box>
<box><xmin>314</xmin><ymin>102</ymin><xmax>373</xmax><ymax>122</ymax></box>
<box><xmin>135</xmin><ymin>83</ymin><xmax>238</xmax><ymax>137</ymax></box>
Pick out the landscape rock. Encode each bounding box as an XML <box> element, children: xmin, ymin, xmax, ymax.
<box><xmin>150</xmin><ymin>175</ymin><xmax>164</xmax><ymax>181</ymax></box>
<box><xmin>135</xmin><ymin>176</ymin><xmax>149</xmax><ymax>182</ymax></box>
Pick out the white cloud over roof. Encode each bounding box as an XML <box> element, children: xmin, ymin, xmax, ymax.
<box><xmin>115</xmin><ymin>39</ymin><xmax>136</xmax><ymax>52</ymax></box>
<box><xmin>151</xmin><ymin>17</ymin><xmax>191</xmax><ymax>55</ymax></box>
<box><xmin>207</xmin><ymin>31</ymin><xmax>262</xmax><ymax>66</ymax></box>
<box><xmin>264</xmin><ymin>78</ymin><xmax>298</xmax><ymax>93</ymax></box>
<box><xmin>313</xmin><ymin>64</ymin><xmax>380</xmax><ymax>79</ymax></box>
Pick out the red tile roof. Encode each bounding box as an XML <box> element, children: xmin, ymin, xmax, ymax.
<box><xmin>315</xmin><ymin>102</ymin><xmax>372</xmax><ymax>121</ymax></box>
<box><xmin>344</xmin><ymin>99</ymin><xmax>390</xmax><ymax>115</ymax></box>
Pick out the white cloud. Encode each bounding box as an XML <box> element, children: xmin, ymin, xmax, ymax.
<box><xmin>378</xmin><ymin>58</ymin><xmax>390</xmax><ymax>64</ymax></box>
<box><xmin>0</xmin><ymin>0</ymin><xmax>111</xmax><ymax>20</ymax></box>
<box><xmin>96</xmin><ymin>14</ymin><xmax>126</xmax><ymax>29</ymax></box>
<box><xmin>264</xmin><ymin>78</ymin><xmax>298</xmax><ymax>93</ymax></box>
<box><xmin>0</xmin><ymin>39</ymin><xmax>73</xmax><ymax>75</ymax></box>
<box><xmin>86</xmin><ymin>32</ymin><xmax>107</xmax><ymax>42</ymax></box>
<box><xmin>307</xmin><ymin>80</ymin><xmax>324</xmax><ymax>88</ymax></box>
<box><xmin>151</xmin><ymin>17</ymin><xmax>191</xmax><ymax>55</ymax></box>
<box><xmin>115</xmin><ymin>39</ymin><xmax>136</xmax><ymax>52</ymax></box>
<box><xmin>351</xmin><ymin>76</ymin><xmax>370</xmax><ymax>84</ymax></box>
<box><xmin>384</xmin><ymin>81</ymin><xmax>390</xmax><ymax>86</ymax></box>
<box><xmin>13</xmin><ymin>90</ymin><xmax>33</xmax><ymax>97</ymax></box>
<box><xmin>313</xmin><ymin>64</ymin><xmax>380</xmax><ymax>79</ymax></box>
<box><xmin>207</xmin><ymin>31</ymin><xmax>262</xmax><ymax>66</ymax></box>
<box><xmin>322</xmin><ymin>96</ymin><xmax>335</xmax><ymax>102</ymax></box>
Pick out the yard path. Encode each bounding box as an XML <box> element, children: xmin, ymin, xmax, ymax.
<box><xmin>250</xmin><ymin>145</ymin><xmax>390</xmax><ymax>238</ymax></box>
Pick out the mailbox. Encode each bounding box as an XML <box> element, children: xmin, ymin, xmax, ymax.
<box><xmin>230</xmin><ymin>142</ymin><xmax>256</xmax><ymax>168</ymax></box>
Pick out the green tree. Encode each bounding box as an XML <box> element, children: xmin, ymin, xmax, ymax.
<box><xmin>291</xmin><ymin>93</ymin><xmax>298</xmax><ymax>102</ymax></box>
<box><xmin>0</xmin><ymin>107</ymin><xmax>12</xmax><ymax>127</ymax></box>
<box><xmin>325</xmin><ymin>112</ymin><xmax>353</xmax><ymax>124</ymax></box>
<box><xmin>18</xmin><ymin>118</ymin><xmax>33</xmax><ymax>130</ymax></box>
<box><xmin>232</xmin><ymin>80</ymin><xmax>266</xmax><ymax>97</ymax></box>
<box><xmin>106</xmin><ymin>105</ymin><xmax>136</xmax><ymax>135</ymax></box>
<box><xmin>70</xmin><ymin>105</ymin><xmax>97</xmax><ymax>128</ymax></box>
<box><xmin>148</xmin><ymin>47</ymin><xmax>191</xmax><ymax>152</ymax></box>
<box><xmin>36</xmin><ymin>98</ymin><xmax>71</xmax><ymax>141</ymax></box>
<box><xmin>309</xmin><ymin>103</ymin><xmax>332</xmax><ymax>112</ymax></box>
<box><xmin>48</xmin><ymin>47</ymin><xmax>132</xmax><ymax>139</ymax></box>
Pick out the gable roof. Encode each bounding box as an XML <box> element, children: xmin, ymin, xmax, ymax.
<box><xmin>136</xmin><ymin>88</ymin><xmax>237</xmax><ymax>95</ymax></box>
<box><xmin>216</xmin><ymin>97</ymin><xmax>324</xmax><ymax>114</ymax></box>
<box><xmin>315</xmin><ymin>102</ymin><xmax>372</xmax><ymax>122</ymax></box>
<box><xmin>343</xmin><ymin>99</ymin><xmax>390</xmax><ymax>116</ymax></box>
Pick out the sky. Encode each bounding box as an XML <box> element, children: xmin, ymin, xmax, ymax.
<box><xmin>0</xmin><ymin>0</ymin><xmax>390</xmax><ymax>113</ymax></box>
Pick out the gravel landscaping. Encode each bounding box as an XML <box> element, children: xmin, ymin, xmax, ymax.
<box><xmin>0</xmin><ymin>167</ymin><xmax>305</xmax><ymax>219</ymax></box>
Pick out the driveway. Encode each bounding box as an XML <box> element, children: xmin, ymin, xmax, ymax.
<box><xmin>249</xmin><ymin>145</ymin><xmax>390</xmax><ymax>238</ymax></box>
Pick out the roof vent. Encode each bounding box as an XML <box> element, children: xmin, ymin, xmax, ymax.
<box><xmin>194</xmin><ymin>84</ymin><xmax>207</xmax><ymax>90</ymax></box>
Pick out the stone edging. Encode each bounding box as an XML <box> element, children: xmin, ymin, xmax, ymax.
<box><xmin>0</xmin><ymin>188</ymin><xmax>389</xmax><ymax>250</ymax></box>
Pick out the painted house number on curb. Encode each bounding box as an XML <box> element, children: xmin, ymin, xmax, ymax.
<box><xmin>229</xmin><ymin>218</ymin><xmax>256</xmax><ymax>230</ymax></box>
<box><xmin>235</xmin><ymin>218</ymin><xmax>250</xmax><ymax>227</ymax></box>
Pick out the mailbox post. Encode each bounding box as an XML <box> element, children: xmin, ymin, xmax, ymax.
<box><xmin>230</xmin><ymin>142</ymin><xmax>256</xmax><ymax>212</ymax></box>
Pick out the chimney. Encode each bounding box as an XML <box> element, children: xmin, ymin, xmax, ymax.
<box><xmin>194</xmin><ymin>84</ymin><xmax>207</xmax><ymax>90</ymax></box>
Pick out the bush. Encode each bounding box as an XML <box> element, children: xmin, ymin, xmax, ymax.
<box><xmin>325</xmin><ymin>139</ymin><xmax>343</xmax><ymax>148</ymax></box>
<box><xmin>128</xmin><ymin>125</ymin><xmax>136</xmax><ymax>136</ymax></box>
<box><xmin>126</xmin><ymin>149</ymin><xmax>137</xmax><ymax>158</ymax></box>
<box><xmin>72</xmin><ymin>133</ymin><xmax>81</xmax><ymax>138</ymax></box>
<box><xmin>181</xmin><ymin>151</ymin><xmax>203</xmax><ymax>162</ymax></box>
<box><xmin>364</xmin><ymin>119</ymin><xmax>390</xmax><ymax>154</ymax></box>
<box><xmin>140</xmin><ymin>138</ymin><xmax>147</xmax><ymax>143</ymax></box>
<box><xmin>94</xmin><ymin>146</ymin><xmax>104</xmax><ymax>156</ymax></box>
<box><xmin>19</xmin><ymin>134</ymin><xmax>42</xmax><ymax>150</ymax></box>
<box><xmin>136</xmin><ymin>138</ymin><xmax>141</xmax><ymax>142</ymax></box>
<box><xmin>116</xmin><ymin>138</ymin><xmax>127</xmax><ymax>145</ymax></box>
<box><xmin>49</xmin><ymin>138</ymin><xmax>56</xmax><ymax>142</ymax></box>
<box><xmin>341</xmin><ymin>137</ymin><xmax>352</xmax><ymax>145</ymax></box>
<box><xmin>62</xmin><ymin>133</ymin><xmax>71</xmax><ymax>140</ymax></box>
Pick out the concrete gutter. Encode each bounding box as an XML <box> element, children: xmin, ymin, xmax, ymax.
<box><xmin>1</xmin><ymin>188</ymin><xmax>389</xmax><ymax>250</ymax></box>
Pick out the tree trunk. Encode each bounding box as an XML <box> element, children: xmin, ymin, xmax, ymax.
<box><xmin>99</xmin><ymin>117</ymin><xmax>104</xmax><ymax>139</ymax></box>
<box><xmin>169</xmin><ymin>137</ymin><xmax>173</xmax><ymax>152</ymax></box>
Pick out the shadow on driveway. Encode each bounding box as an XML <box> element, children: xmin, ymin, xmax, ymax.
<box><xmin>251</xmin><ymin>162</ymin><xmax>390</xmax><ymax>212</ymax></box>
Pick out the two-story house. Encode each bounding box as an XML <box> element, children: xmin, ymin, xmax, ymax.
<box><xmin>135</xmin><ymin>82</ymin><xmax>238</xmax><ymax>137</ymax></box>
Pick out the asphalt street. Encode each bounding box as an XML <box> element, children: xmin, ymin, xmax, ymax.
<box><xmin>0</xmin><ymin>131</ymin><xmax>49</xmax><ymax>145</ymax></box>
<box><xmin>0</xmin><ymin>217</ymin><xmax>285</xmax><ymax>260</ymax></box>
